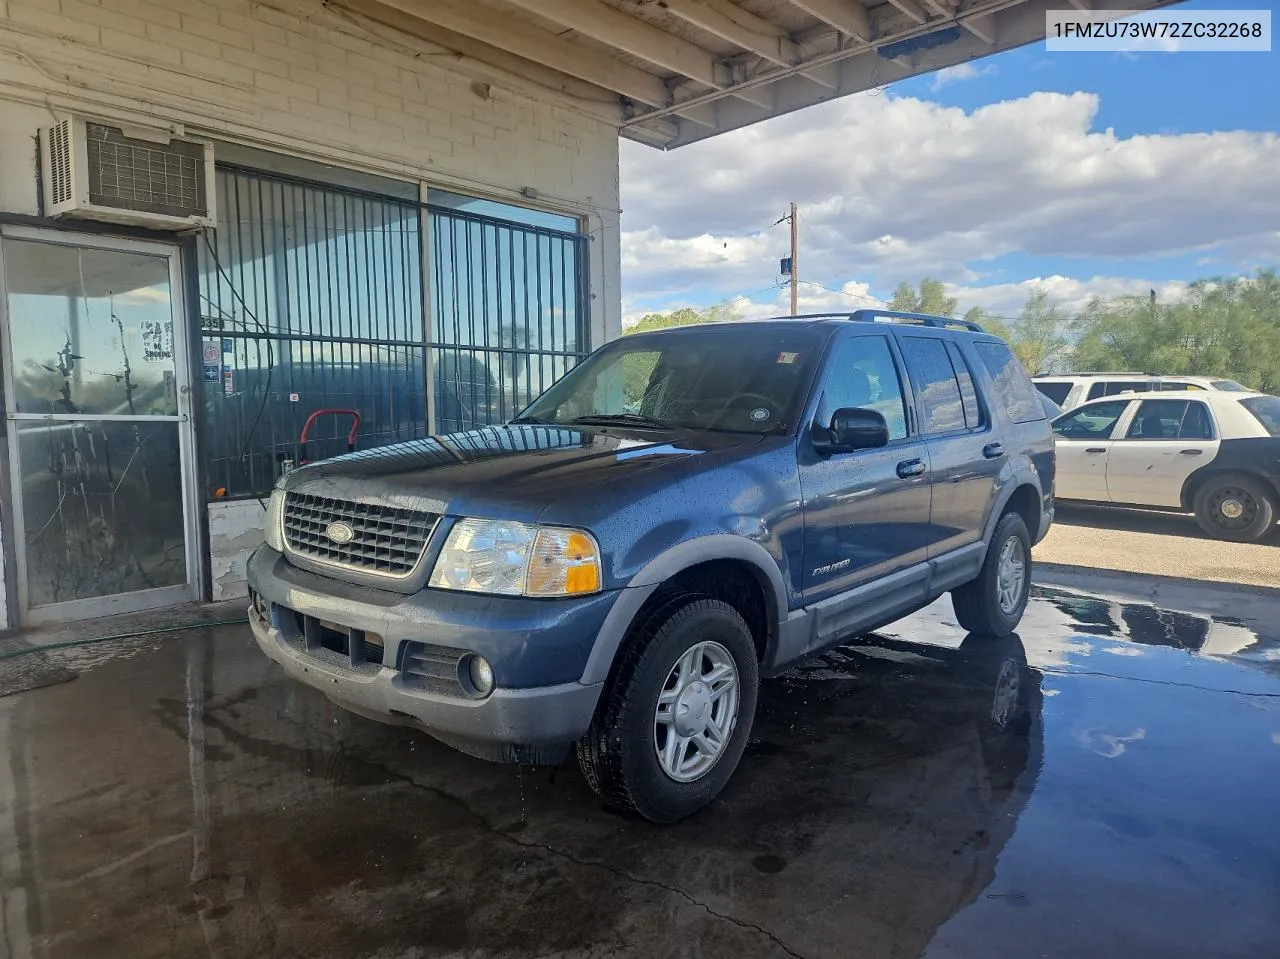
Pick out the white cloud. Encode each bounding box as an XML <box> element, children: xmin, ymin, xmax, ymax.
<box><xmin>619</xmin><ymin>88</ymin><xmax>1280</xmax><ymax>316</ymax></box>
<box><xmin>929</xmin><ymin>62</ymin><xmax>997</xmax><ymax>91</ymax></box>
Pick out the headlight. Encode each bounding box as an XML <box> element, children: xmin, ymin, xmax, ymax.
<box><xmin>428</xmin><ymin>519</ymin><xmax>602</xmax><ymax>597</ymax></box>
<box><xmin>264</xmin><ymin>488</ymin><xmax>286</xmax><ymax>552</ymax></box>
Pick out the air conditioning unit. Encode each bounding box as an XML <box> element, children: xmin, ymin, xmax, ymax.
<box><xmin>39</xmin><ymin>117</ymin><xmax>216</xmax><ymax>229</ymax></box>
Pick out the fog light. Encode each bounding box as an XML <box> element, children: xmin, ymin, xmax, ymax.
<box><xmin>466</xmin><ymin>655</ymin><xmax>495</xmax><ymax>696</ymax></box>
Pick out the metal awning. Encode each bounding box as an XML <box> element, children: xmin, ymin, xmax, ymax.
<box><xmin>337</xmin><ymin>0</ymin><xmax>1181</xmax><ymax>149</ymax></box>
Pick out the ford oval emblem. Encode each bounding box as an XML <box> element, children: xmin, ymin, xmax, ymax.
<box><xmin>325</xmin><ymin>521</ymin><xmax>355</xmax><ymax>545</ymax></box>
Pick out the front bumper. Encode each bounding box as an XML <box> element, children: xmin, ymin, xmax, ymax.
<box><xmin>247</xmin><ymin>545</ymin><xmax>612</xmax><ymax>762</ymax></box>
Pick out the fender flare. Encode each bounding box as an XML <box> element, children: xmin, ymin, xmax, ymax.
<box><xmin>982</xmin><ymin>465</ymin><xmax>1045</xmax><ymax>544</ymax></box>
<box><xmin>579</xmin><ymin>535</ymin><xmax>789</xmax><ymax>686</ymax></box>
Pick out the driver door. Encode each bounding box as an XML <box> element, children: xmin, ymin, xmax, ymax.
<box><xmin>798</xmin><ymin>330</ymin><xmax>931</xmax><ymax>605</ymax></box>
<box><xmin>1050</xmin><ymin>399</ymin><xmax>1133</xmax><ymax>501</ymax></box>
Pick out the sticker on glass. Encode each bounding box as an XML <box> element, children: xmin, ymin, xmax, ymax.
<box><xmin>750</xmin><ymin>407</ymin><xmax>771</xmax><ymax>422</ymax></box>
<box><xmin>776</xmin><ymin>351</ymin><xmax>798</xmax><ymax>364</ymax></box>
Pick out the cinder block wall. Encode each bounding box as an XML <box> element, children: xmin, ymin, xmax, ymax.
<box><xmin>0</xmin><ymin>0</ymin><xmax>624</xmax><ymax>617</ymax></box>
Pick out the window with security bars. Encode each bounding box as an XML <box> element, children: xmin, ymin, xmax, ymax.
<box><xmin>197</xmin><ymin>166</ymin><xmax>427</xmax><ymax>499</ymax></box>
<box><xmin>196</xmin><ymin>165</ymin><xmax>590</xmax><ymax>500</ymax></box>
<box><xmin>428</xmin><ymin>190</ymin><xmax>589</xmax><ymax>434</ymax></box>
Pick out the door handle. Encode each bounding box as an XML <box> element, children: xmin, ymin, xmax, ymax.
<box><xmin>897</xmin><ymin>458</ymin><xmax>926</xmax><ymax>479</ymax></box>
<box><xmin>1085</xmin><ymin>448</ymin><xmax>1106</xmax><ymax>454</ymax></box>
<box><xmin>982</xmin><ymin>442</ymin><xmax>1005</xmax><ymax>459</ymax></box>
<box><xmin>1179</xmin><ymin>449</ymin><xmax>1203</xmax><ymax>456</ymax></box>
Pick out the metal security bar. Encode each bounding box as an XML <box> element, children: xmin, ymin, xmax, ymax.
<box><xmin>429</xmin><ymin>208</ymin><xmax>589</xmax><ymax>433</ymax></box>
<box><xmin>197</xmin><ymin>165</ymin><xmax>590</xmax><ymax>500</ymax></box>
<box><xmin>198</xmin><ymin>166</ymin><xmax>426</xmax><ymax>498</ymax></box>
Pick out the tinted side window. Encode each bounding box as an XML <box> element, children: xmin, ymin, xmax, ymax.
<box><xmin>1242</xmin><ymin>396</ymin><xmax>1280</xmax><ymax>436</ymax></box>
<box><xmin>815</xmin><ymin>334</ymin><xmax>908</xmax><ymax>440</ymax></box>
<box><xmin>1125</xmin><ymin>400</ymin><xmax>1188</xmax><ymax>439</ymax></box>
<box><xmin>1181</xmin><ymin>401</ymin><xmax>1214</xmax><ymax>439</ymax></box>
<box><xmin>1052</xmin><ymin>400</ymin><xmax>1129</xmax><ymax>439</ymax></box>
<box><xmin>973</xmin><ymin>341</ymin><xmax>1045</xmax><ymax>423</ymax></box>
<box><xmin>900</xmin><ymin>336</ymin><xmax>965</xmax><ymax>434</ymax></box>
<box><xmin>1107</xmin><ymin>381</ymin><xmax>1153</xmax><ymax>396</ymax></box>
<box><xmin>1036</xmin><ymin>381</ymin><xmax>1073</xmax><ymax>405</ymax></box>
<box><xmin>945</xmin><ymin>341</ymin><xmax>982</xmax><ymax>428</ymax></box>
<box><xmin>1087</xmin><ymin>382</ymin><xmax>1108</xmax><ymax>401</ymax></box>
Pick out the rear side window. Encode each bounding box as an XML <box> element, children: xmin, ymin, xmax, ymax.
<box><xmin>1035</xmin><ymin>381</ymin><xmax>1073</xmax><ymax>405</ymax></box>
<box><xmin>1088</xmin><ymin>380</ymin><xmax>1154</xmax><ymax>400</ymax></box>
<box><xmin>1242</xmin><ymin>396</ymin><xmax>1280</xmax><ymax>436</ymax></box>
<box><xmin>1124</xmin><ymin>400</ymin><xmax>1215</xmax><ymax>440</ymax></box>
<box><xmin>973</xmin><ymin>341</ymin><xmax>1045</xmax><ymax>424</ymax></box>
<box><xmin>899</xmin><ymin>336</ymin><xmax>965</xmax><ymax>434</ymax></box>
<box><xmin>946</xmin><ymin>341</ymin><xmax>983</xmax><ymax>428</ymax></box>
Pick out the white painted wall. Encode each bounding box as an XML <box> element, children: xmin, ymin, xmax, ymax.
<box><xmin>0</xmin><ymin>0</ymin><xmax>623</xmax><ymax>614</ymax></box>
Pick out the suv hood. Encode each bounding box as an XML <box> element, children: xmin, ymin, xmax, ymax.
<box><xmin>280</xmin><ymin>424</ymin><xmax>762</xmax><ymax>523</ymax></box>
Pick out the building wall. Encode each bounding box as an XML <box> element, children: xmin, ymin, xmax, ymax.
<box><xmin>0</xmin><ymin>0</ymin><xmax>623</xmax><ymax>620</ymax></box>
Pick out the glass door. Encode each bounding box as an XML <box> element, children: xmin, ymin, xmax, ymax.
<box><xmin>1</xmin><ymin>226</ymin><xmax>200</xmax><ymax>625</ymax></box>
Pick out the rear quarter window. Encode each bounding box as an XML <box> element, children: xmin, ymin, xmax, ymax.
<box><xmin>1241</xmin><ymin>396</ymin><xmax>1280</xmax><ymax>437</ymax></box>
<box><xmin>1035</xmin><ymin>381</ymin><xmax>1072</xmax><ymax>405</ymax></box>
<box><xmin>973</xmin><ymin>341</ymin><xmax>1044</xmax><ymax>424</ymax></box>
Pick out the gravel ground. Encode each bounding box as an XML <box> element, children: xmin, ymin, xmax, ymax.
<box><xmin>1034</xmin><ymin>502</ymin><xmax>1280</xmax><ymax>590</ymax></box>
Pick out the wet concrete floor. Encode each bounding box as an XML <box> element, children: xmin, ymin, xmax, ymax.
<box><xmin>1</xmin><ymin>585</ymin><xmax>1278</xmax><ymax>959</ymax></box>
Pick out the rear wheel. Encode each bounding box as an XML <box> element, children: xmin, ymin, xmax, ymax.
<box><xmin>577</xmin><ymin>596</ymin><xmax>758</xmax><ymax>823</ymax></box>
<box><xmin>952</xmin><ymin>512</ymin><xmax>1032</xmax><ymax>637</ymax></box>
<box><xmin>1193</xmin><ymin>473</ymin><xmax>1276</xmax><ymax>543</ymax></box>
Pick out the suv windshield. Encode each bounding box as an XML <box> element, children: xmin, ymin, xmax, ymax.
<box><xmin>516</xmin><ymin>327</ymin><xmax>825</xmax><ymax>434</ymax></box>
<box><xmin>1241</xmin><ymin>395</ymin><xmax>1280</xmax><ymax>436</ymax></box>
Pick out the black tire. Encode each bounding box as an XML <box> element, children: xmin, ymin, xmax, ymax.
<box><xmin>1193</xmin><ymin>473</ymin><xmax>1276</xmax><ymax>543</ymax></box>
<box><xmin>952</xmin><ymin>512</ymin><xmax>1032</xmax><ymax>638</ymax></box>
<box><xmin>577</xmin><ymin>595</ymin><xmax>759</xmax><ymax>823</ymax></box>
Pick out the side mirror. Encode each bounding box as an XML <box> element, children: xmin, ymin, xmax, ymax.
<box><xmin>815</xmin><ymin>407</ymin><xmax>889</xmax><ymax>454</ymax></box>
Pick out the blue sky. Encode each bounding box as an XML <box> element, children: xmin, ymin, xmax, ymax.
<box><xmin>619</xmin><ymin>0</ymin><xmax>1280</xmax><ymax>323</ymax></box>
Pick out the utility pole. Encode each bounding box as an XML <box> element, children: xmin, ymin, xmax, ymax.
<box><xmin>789</xmin><ymin>201</ymin><xmax>799</xmax><ymax>317</ymax></box>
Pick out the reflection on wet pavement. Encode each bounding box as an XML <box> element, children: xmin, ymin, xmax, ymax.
<box><xmin>1</xmin><ymin>586</ymin><xmax>1278</xmax><ymax>959</ymax></box>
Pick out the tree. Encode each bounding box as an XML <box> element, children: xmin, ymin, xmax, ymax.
<box><xmin>624</xmin><ymin>301</ymin><xmax>742</xmax><ymax>335</ymax></box>
<box><xmin>1072</xmin><ymin>269</ymin><xmax>1280</xmax><ymax>392</ymax></box>
<box><xmin>1008</xmin><ymin>290</ymin><xmax>1073</xmax><ymax>375</ymax></box>
<box><xmin>888</xmin><ymin>278</ymin><xmax>957</xmax><ymax>317</ymax></box>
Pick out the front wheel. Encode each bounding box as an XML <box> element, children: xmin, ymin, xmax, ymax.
<box><xmin>1193</xmin><ymin>473</ymin><xmax>1276</xmax><ymax>543</ymax></box>
<box><xmin>577</xmin><ymin>596</ymin><xmax>759</xmax><ymax>823</ymax></box>
<box><xmin>952</xmin><ymin>512</ymin><xmax>1032</xmax><ymax>637</ymax></box>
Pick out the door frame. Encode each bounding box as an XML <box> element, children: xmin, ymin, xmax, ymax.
<box><xmin>0</xmin><ymin>224</ymin><xmax>204</xmax><ymax>626</ymax></box>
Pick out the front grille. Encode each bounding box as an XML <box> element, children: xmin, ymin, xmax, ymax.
<box><xmin>400</xmin><ymin>642</ymin><xmax>465</xmax><ymax>697</ymax></box>
<box><xmin>283</xmin><ymin>493</ymin><xmax>436</xmax><ymax>577</ymax></box>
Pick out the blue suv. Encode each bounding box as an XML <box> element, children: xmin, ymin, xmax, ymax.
<box><xmin>247</xmin><ymin>311</ymin><xmax>1055</xmax><ymax>822</ymax></box>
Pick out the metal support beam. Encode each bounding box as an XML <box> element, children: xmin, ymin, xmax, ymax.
<box><xmin>961</xmin><ymin>12</ymin><xmax>997</xmax><ymax>43</ymax></box>
<box><xmin>786</xmin><ymin>0</ymin><xmax>874</xmax><ymax>42</ymax></box>
<box><xmin>660</xmin><ymin>0</ymin><xmax>801</xmax><ymax>66</ymax></box>
<box><xmin>885</xmin><ymin>0</ymin><xmax>931</xmax><ymax>24</ymax></box>
<box><xmin>374</xmin><ymin>0</ymin><xmax>673</xmax><ymax>105</ymax></box>
<box><xmin>338</xmin><ymin>0</ymin><xmax>626</xmax><ymax>121</ymax></box>
<box><xmin>504</xmin><ymin>0</ymin><xmax>731</xmax><ymax>88</ymax></box>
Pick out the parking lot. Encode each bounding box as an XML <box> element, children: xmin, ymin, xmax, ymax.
<box><xmin>1036</xmin><ymin>503</ymin><xmax>1280</xmax><ymax>590</ymax></box>
<box><xmin>3</xmin><ymin>579</ymin><xmax>1278</xmax><ymax>959</ymax></box>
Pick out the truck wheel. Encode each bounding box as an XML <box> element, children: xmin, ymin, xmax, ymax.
<box><xmin>951</xmin><ymin>512</ymin><xmax>1031</xmax><ymax>638</ymax></box>
<box><xmin>1193</xmin><ymin>473</ymin><xmax>1276</xmax><ymax>542</ymax></box>
<box><xmin>577</xmin><ymin>596</ymin><xmax>759</xmax><ymax>823</ymax></box>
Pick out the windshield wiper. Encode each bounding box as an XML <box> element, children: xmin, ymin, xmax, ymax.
<box><xmin>571</xmin><ymin>413</ymin><xmax>672</xmax><ymax>430</ymax></box>
<box><xmin>509</xmin><ymin>415</ymin><xmax>547</xmax><ymax>425</ymax></box>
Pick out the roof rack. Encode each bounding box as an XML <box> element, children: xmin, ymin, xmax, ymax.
<box><xmin>1058</xmin><ymin>371</ymin><xmax>1149</xmax><ymax>376</ymax></box>
<box><xmin>787</xmin><ymin>309</ymin><xmax>986</xmax><ymax>332</ymax></box>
